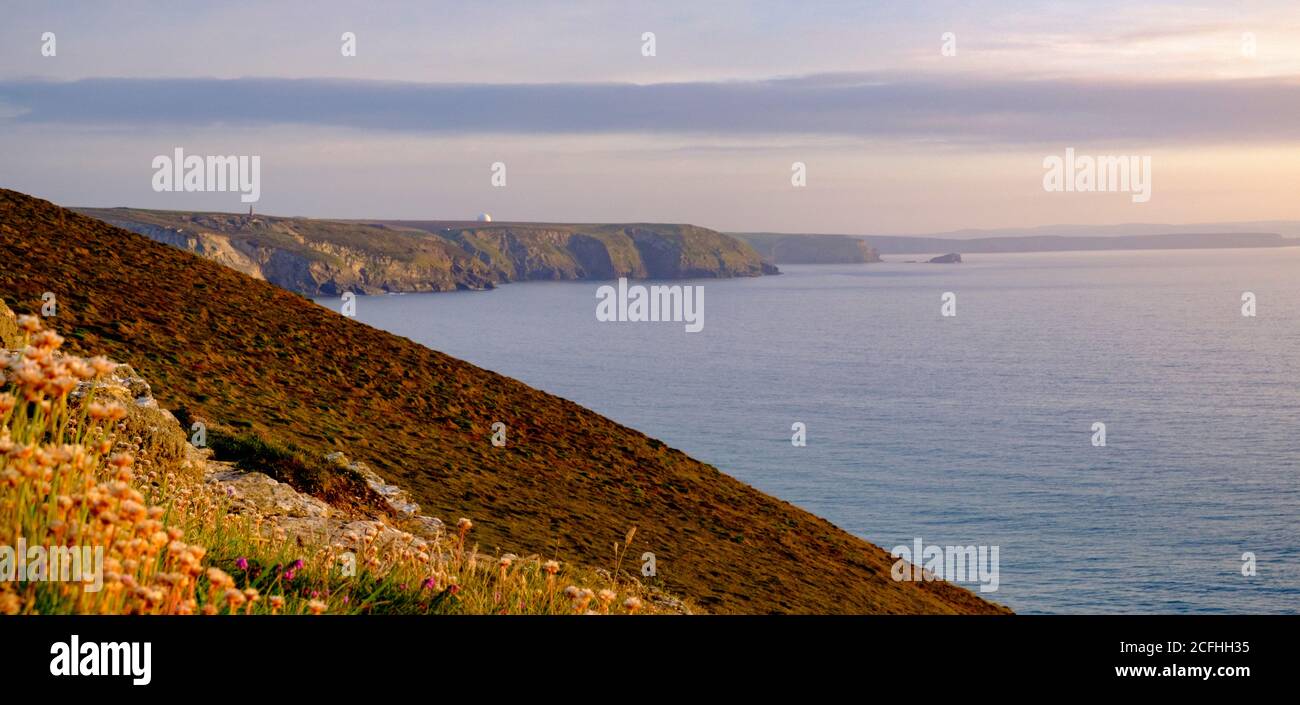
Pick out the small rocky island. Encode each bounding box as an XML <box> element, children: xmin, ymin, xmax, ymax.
<box><xmin>928</xmin><ymin>253</ymin><xmax>962</xmax><ymax>263</ymax></box>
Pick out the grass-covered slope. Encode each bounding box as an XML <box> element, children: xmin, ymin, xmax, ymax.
<box><xmin>4</xmin><ymin>189</ymin><xmax>1006</xmax><ymax>614</ymax></box>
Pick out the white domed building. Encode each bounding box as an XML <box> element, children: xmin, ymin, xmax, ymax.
<box><xmin>477</xmin><ymin>213</ymin><xmax>492</xmax><ymax>222</ymax></box>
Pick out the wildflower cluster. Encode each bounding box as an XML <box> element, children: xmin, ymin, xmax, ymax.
<box><xmin>0</xmin><ymin>316</ymin><xmax>222</xmax><ymax>613</ymax></box>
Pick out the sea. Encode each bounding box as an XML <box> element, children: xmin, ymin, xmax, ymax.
<box><xmin>318</xmin><ymin>247</ymin><xmax>1300</xmax><ymax>613</ymax></box>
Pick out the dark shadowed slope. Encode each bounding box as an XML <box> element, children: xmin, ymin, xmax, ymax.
<box><xmin>3</xmin><ymin>189</ymin><xmax>1007</xmax><ymax>614</ymax></box>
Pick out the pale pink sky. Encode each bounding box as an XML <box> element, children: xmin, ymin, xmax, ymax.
<box><xmin>2</xmin><ymin>0</ymin><xmax>1298</xmax><ymax>233</ymax></box>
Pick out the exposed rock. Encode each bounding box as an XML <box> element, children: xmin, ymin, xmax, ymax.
<box><xmin>207</xmin><ymin>460</ymin><xmax>333</xmax><ymax>518</ymax></box>
<box><xmin>325</xmin><ymin>451</ymin><xmax>437</xmax><ymax>527</ymax></box>
<box><xmin>203</xmin><ymin>456</ymin><xmax>441</xmax><ymax>557</ymax></box>
<box><xmin>205</xmin><ymin>448</ymin><xmax>447</xmax><ymax>558</ymax></box>
<box><xmin>0</xmin><ymin>295</ymin><xmax>21</xmax><ymax>349</ymax></box>
<box><xmin>71</xmin><ymin>361</ymin><xmax>156</xmax><ymax>405</ymax></box>
<box><xmin>62</xmin><ymin>357</ymin><xmax>193</xmax><ymax>478</ymax></box>
<box><xmin>928</xmin><ymin>253</ymin><xmax>962</xmax><ymax>263</ymax></box>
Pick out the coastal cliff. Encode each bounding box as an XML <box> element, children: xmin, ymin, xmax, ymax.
<box><xmin>76</xmin><ymin>208</ymin><xmax>778</xmax><ymax>296</ymax></box>
<box><xmin>735</xmin><ymin>232</ymin><xmax>882</xmax><ymax>264</ymax></box>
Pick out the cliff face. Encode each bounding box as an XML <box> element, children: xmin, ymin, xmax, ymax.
<box><xmin>76</xmin><ymin>208</ymin><xmax>777</xmax><ymax>295</ymax></box>
<box><xmin>734</xmin><ymin>232</ymin><xmax>882</xmax><ymax>264</ymax></box>
<box><xmin>375</xmin><ymin>220</ymin><xmax>780</xmax><ymax>281</ymax></box>
<box><xmin>79</xmin><ymin>209</ymin><xmax>499</xmax><ymax>295</ymax></box>
<box><xmin>8</xmin><ymin>189</ymin><xmax>1006</xmax><ymax>615</ymax></box>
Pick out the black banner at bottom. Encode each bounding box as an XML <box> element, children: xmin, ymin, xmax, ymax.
<box><xmin>0</xmin><ymin>615</ymin><xmax>1288</xmax><ymax>692</ymax></box>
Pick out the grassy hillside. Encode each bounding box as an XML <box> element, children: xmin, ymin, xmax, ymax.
<box><xmin>3</xmin><ymin>189</ymin><xmax>1006</xmax><ymax>614</ymax></box>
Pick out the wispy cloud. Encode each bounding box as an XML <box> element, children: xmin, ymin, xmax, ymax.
<box><xmin>4</xmin><ymin>73</ymin><xmax>1299</xmax><ymax>146</ymax></box>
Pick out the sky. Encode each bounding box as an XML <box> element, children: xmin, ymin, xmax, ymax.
<box><xmin>1</xmin><ymin>0</ymin><xmax>1298</xmax><ymax>234</ymax></box>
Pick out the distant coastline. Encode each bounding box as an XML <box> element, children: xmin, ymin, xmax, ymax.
<box><xmin>734</xmin><ymin>230</ymin><xmax>1297</xmax><ymax>264</ymax></box>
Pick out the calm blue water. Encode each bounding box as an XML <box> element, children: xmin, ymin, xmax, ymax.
<box><xmin>320</xmin><ymin>248</ymin><xmax>1300</xmax><ymax>613</ymax></box>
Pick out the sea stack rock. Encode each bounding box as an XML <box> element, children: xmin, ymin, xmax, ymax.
<box><xmin>928</xmin><ymin>253</ymin><xmax>962</xmax><ymax>264</ymax></box>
